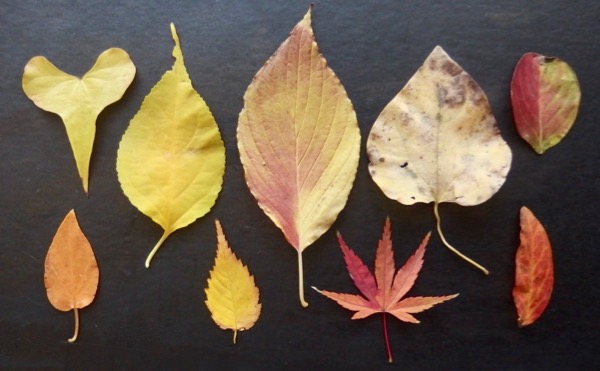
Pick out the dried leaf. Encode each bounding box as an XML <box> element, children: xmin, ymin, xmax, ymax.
<box><xmin>23</xmin><ymin>48</ymin><xmax>136</xmax><ymax>194</ymax></box>
<box><xmin>511</xmin><ymin>53</ymin><xmax>581</xmax><ymax>154</ymax></box>
<box><xmin>44</xmin><ymin>210</ymin><xmax>99</xmax><ymax>342</ymax></box>
<box><xmin>237</xmin><ymin>7</ymin><xmax>360</xmax><ymax>307</ymax></box>
<box><xmin>366</xmin><ymin>46</ymin><xmax>512</xmax><ymax>274</ymax></box>
<box><xmin>313</xmin><ymin>218</ymin><xmax>458</xmax><ymax>363</ymax></box>
<box><xmin>513</xmin><ymin>206</ymin><xmax>554</xmax><ymax>327</ymax></box>
<box><xmin>117</xmin><ymin>24</ymin><xmax>225</xmax><ymax>267</ymax></box>
<box><xmin>205</xmin><ymin>220</ymin><xmax>261</xmax><ymax>343</ymax></box>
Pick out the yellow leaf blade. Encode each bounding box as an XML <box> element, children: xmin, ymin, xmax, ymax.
<box><xmin>116</xmin><ymin>24</ymin><xmax>225</xmax><ymax>266</ymax></box>
<box><xmin>237</xmin><ymin>7</ymin><xmax>360</xmax><ymax>306</ymax></box>
<box><xmin>205</xmin><ymin>220</ymin><xmax>261</xmax><ymax>343</ymax></box>
<box><xmin>23</xmin><ymin>48</ymin><xmax>136</xmax><ymax>193</ymax></box>
<box><xmin>44</xmin><ymin>210</ymin><xmax>99</xmax><ymax>342</ymax></box>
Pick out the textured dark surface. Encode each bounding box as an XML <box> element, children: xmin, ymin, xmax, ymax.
<box><xmin>1</xmin><ymin>1</ymin><xmax>598</xmax><ymax>369</ymax></box>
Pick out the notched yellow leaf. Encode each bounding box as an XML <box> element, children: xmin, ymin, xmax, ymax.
<box><xmin>23</xmin><ymin>48</ymin><xmax>136</xmax><ymax>194</ymax></box>
<box><xmin>205</xmin><ymin>220</ymin><xmax>261</xmax><ymax>344</ymax></box>
<box><xmin>237</xmin><ymin>6</ymin><xmax>360</xmax><ymax>306</ymax></box>
<box><xmin>367</xmin><ymin>46</ymin><xmax>512</xmax><ymax>274</ymax></box>
<box><xmin>44</xmin><ymin>209</ymin><xmax>99</xmax><ymax>342</ymax></box>
<box><xmin>116</xmin><ymin>24</ymin><xmax>225</xmax><ymax>268</ymax></box>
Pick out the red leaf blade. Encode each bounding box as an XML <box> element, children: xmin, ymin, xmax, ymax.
<box><xmin>374</xmin><ymin>217</ymin><xmax>395</xmax><ymax>307</ymax></box>
<box><xmin>388</xmin><ymin>232</ymin><xmax>430</xmax><ymax>306</ymax></box>
<box><xmin>315</xmin><ymin>289</ymin><xmax>379</xmax><ymax>319</ymax></box>
<box><xmin>391</xmin><ymin>294</ymin><xmax>459</xmax><ymax>314</ymax></box>
<box><xmin>513</xmin><ymin>206</ymin><xmax>554</xmax><ymax>327</ymax></box>
<box><xmin>511</xmin><ymin>53</ymin><xmax>581</xmax><ymax>154</ymax></box>
<box><xmin>337</xmin><ymin>233</ymin><xmax>378</xmax><ymax>302</ymax></box>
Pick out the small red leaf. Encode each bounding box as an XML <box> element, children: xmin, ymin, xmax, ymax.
<box><xmin>511</xmin><ymin>53</ymin><xmax>580</xmax><ymax>154</ymax></box>
<box><xmin>314</xmin><ymin>219</ymin><xmax>458</xmax><ymax>363</ymax></box>
<box><xmin>513</xmin><ymin>206</ymin><xmax>554</xmax><ymax>327</ymax></box>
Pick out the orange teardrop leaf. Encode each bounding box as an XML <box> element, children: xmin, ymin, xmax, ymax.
<box><xmin>44</xmin><ymin>209</ymin><xmax>99</xmax><ymax>342</ymax></box>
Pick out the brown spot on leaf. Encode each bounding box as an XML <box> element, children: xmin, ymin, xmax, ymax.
<box><xmin>442</xmin><ymin>60</ymin><xmax>462</xmax><ymax>76</ymax></box>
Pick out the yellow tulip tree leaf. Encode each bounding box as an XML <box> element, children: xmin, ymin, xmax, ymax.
<box><xmin>117</xmin><ymin>24</ymin><xmax>225</xmax><ymax>267</ymax></box>
<box><xmin>44</xmin><ymin>209</ymin><xmax>99</xmax><ymax>343</ymax></box>
<box><xmin>205</xmin><ymin>220</ymin><xmax>261</xmax><ymax>344</ymax></box>
<box><xmin>22</xmin><ymin>48</ymin><xmax>136</xmax><ymax>194</ymax></box>
<box><xmin>366</xmin><ymin>46</ymin><xmax>512</xmax><ymax>274</ymax></box>
<box><xmin>237</xmin><ymin>7</ymin><xmax>361</xmax><ymax>307</ymax></box>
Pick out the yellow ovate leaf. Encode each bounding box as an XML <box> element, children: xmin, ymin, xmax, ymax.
<box><xmin>237</xmin><ymin>7</ymin><xmax>360</xmax><ymax>307</ymax></box>
<box><xmin>22</xmin><ymin>48</ymin><xmax>136</xmax><ymax>194</ymax></box>
<box><xmin>117</xmin><ymin>24</ymin><xmax>225</xmax><ymax>268</ymax></box>
<box><xmin>44</xmin><ymin>209</ymin><xmax>99</xmax><ymax>343</ymax></box>
<box><xmin>367</xmin><ymin>46</ymin><xmax>512</xmax><ymax>274</ymax></box>
<box><xmin>205</xmin><ymin>220</ymin><xmax>261</xmax><ymax>344</ymax></box>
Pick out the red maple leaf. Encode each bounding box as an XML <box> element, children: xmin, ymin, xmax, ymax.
<box><xmin>313</xmin><ymin>218</ymin><xmax>458</xmax><ymax>363</ymax></box>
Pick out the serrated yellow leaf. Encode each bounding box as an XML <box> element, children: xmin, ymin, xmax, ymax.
<box><xmin>44</xmin><ymin>210</ymin><xmax>99</xmax><ymax>342</ymax></box>
<box><xmin>117</xmin><ymin>24</ymin><xmax>225</xmax><ymax>267</ymax></box>
<box><xmin>205</xmin><ymin>220</ymin><xmax>261</xmax><ymax>344</ymax></box>
<box><xmin>22</xmin><ymin>48</ymin><xmax>136</xmax><ymax>194</ymax></box>
<box><xmin>237</xmin><ymin>7</ymin><xmax>360</xmax><ymax>307</ymax></box>
<box><xmin>367</xmin><ymin>46</ymin><xmax>512</xmax><ymax>274</ymax></box>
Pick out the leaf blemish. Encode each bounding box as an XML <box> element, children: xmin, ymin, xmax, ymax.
<box><xmin>400</xmin><ymin>162</ymin><xmax>408</xmax><ymax>168</ymax></box>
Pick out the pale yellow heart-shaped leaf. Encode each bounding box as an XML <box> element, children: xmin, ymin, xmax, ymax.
<box><xmin>23</xmin><ymin>48</ymin><xmax>136</xmax><ymax>194</ymax></box>
<box><xmin>367</xmin><ymin>46</ymin><xmax>512</xmax><ymax>274</ymax></box>
<box><xmin>117</xmin><ymin>24</ymin><xmax>225</xmax><ymax>267</ymax></box>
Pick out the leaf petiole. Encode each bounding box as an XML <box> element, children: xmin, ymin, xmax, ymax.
<box><xmin>382</xmin><ymin>312</ymin><xmax>393</xmax><ymax>363</ymax></box>
<box><xmin>298</xmin><ymin>249</ymin><xmax>309</xmax><ymax>307</ymax></box>
<box><xmin>145</xmin><ymin>230</ymin><xmax>172</xmax><ymax>268</ymax></box>
<box><xmin>68</xmin><ymin>308</ymin><xmax>79</xmax><ymax>343</ymax></box>
<box><xmin>433</xmin><ymin>202</ymin><xmax>489</xmax><ymax>275</ymax></box>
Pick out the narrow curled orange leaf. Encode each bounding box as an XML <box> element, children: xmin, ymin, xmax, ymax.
<box><xmin>44</xmin><ymin>210</ymin><xmax>99</xmax><ymax>342</ymax></box>
<box><xmin>513</xmin><ymin>206</ymin><xmax>554</xmax><ymax>327</ymax></box>
<box><xmin>313</xmin><ymin>218</ymin><xmax>458</xmax><ymax>363</ymax></box>
<box><xmin>205</xmin><ymin>220</ymin><xmax>261</xmax><ymax>343</ymax></box>
<box><xmin>237</xmin><ymin>7</ymin><xmax>360</xmax><ymax>307</ymax></box>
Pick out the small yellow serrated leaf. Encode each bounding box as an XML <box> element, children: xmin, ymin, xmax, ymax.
<box><xmin>205</xmin><ymin>220</ymin><xmax>261</xmax><ymax>344</ymax></box>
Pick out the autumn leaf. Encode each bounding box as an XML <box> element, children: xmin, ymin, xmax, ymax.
<box><xmin>23</xmin><ymin>48</ymin><xmax>136</xmax><ymax>194</ymax></box>
<box><xmin>117</xmin><ymin>24</ymin><xmax>225</xmax><ymax>267</ymax></box>
<box><xmin>313</xmin><ymin>218</ymin><xmax>458</xmax><ymax>363</ymax></box>
<box><xmin>237</xmin><ymin>7</ymin><xmax>360</xmax><ymax>307</ymax></box>
<box><xmin>205</xmin><ymin>220</ymin><xmax>261</xmax><ymax>344</ymax></box>
<box><xmin>366</xmin><ymin>46</ymin><xmax>512</xmax><ymax>274</ymax></box>
<box><xmin>44</xmin><ymin>210</ymin><xmax>99</xmax><ymax>343</ymax></box>
<box><xmin>511</xmin><ymin>53</ymin><xmax>581</xmax><ymax>154</ymax></box>
<box><xmin>513</xmin><ymin>206</ymin><xmax>554</xmax><ymax>327</ymax></box>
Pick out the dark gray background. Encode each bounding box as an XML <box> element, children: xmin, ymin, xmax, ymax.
<box><xmin>1</xmin><ymin>1</ymin><xmax>598</xmax><ymax>369</ymax></box>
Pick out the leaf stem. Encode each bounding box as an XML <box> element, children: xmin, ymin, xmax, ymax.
<box><xmin>433</xmin><ymin>202</ymin><xmax>489</xmax><ymax>275</ymax></box>
<box><xmin>382</xmin><ymin>312</ymin><xmax>393</xmax><ymax>363</ymax></box>
<box><xmin>233</xmin><ymin>329</ymin><xmax>238</xmax><ymax>344</ymax></box>
<box><xmin>145</xmin><ymin>230</ymin><xmax>171</xmax><ymax>268</ymax></box>
<box><xmin>298</xmin><ymin>249</ymin><xmax>309</xmax><ymax>307</ymax></box>
<box><xmin>68</xmin><ymin>308</ymin><xmax>79</xmax><ymax>343</ymax></box>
